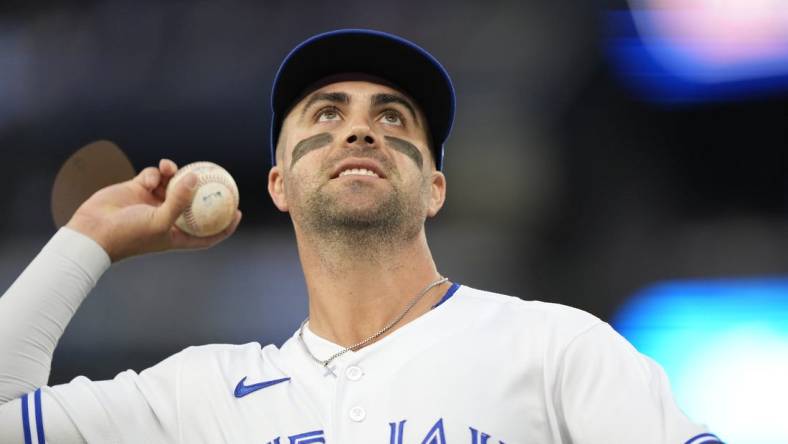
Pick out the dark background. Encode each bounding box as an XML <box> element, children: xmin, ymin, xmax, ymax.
<box><xmin>1</xmin><ymin>0</ymin><xmax>786</xmax><ymax>384</ymax></box>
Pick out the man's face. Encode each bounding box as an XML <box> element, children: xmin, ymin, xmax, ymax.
<box><xmin>268</xmin><ymin>79</ymin><xmax>446</xmax><ymax>241</ymax></box>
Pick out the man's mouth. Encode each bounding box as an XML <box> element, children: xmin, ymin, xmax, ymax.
<box><xmin>338</xmin><ymin>168</ymin><xmax>380</xmax><ymax>178</ymax></box>
<box><xmin>330</xmin><ymin>159</ymin><xmax>387</xmax><ymax>179</ymax></box>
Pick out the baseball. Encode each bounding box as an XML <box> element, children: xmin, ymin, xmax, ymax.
<box><xmin>167</xmin><ymin>161</ymin><xmax>239</xmax><ymax>237</ymax></box>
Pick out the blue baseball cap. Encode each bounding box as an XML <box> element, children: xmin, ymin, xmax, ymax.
<box><xmin>270</xmin><ymin>29</ymin><xmax>456</xmax><ymax>171</ymax></box>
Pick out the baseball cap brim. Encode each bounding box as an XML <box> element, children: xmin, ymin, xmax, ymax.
<box><xmin>270</xmin><ymin>29</ymin><xmax>455</xmax><ymax>170</ymax></box>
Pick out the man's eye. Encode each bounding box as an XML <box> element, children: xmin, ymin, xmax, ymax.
<box><xmin>317</xmin><ymin>108</ymin><xmax>341</xmax><ymax>122</ymax></box>
<box><xmin>380</xmin><ymin>111</ymin><xmax>403</xmax><ymax>126</ymax></box>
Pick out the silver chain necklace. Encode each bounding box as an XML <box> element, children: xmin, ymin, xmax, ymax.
<box><xmin>297</xmin><ymin>276</ymin><xmax>448</xmax><ymax>371</ymax></box>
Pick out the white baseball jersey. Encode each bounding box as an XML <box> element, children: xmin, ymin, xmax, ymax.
<box><xmin>0</xmin><ymin>229</ymin><xmax>721</xmax><ymax>443</ymax></box>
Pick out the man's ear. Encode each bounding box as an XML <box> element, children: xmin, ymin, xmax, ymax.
<box><xmin>426</xmin><ymin>171</ymin><xmax>446</xmax><ymax>217</ymax></box>
<box><xmin>268</xmin><ymin>166</ymin><xmax>289</xmax><ymax>212</ymax></box>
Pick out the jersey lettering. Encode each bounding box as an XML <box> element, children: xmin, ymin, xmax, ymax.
<box><xmin>269</xmin><ymin>419</ymin><xmax>505</xmax><ymax>443</ymax></box>
<box><xmin>389</xmin><ymin>420</ymin><xmax>406</xmax><ymax>444</ymax></box>
<box><xmin>288</xmin><ymin>430</ymin><xmax>325</xmax><ymax>444</ymax></box>
<box><xmin>469</xmin><ymin>427</ymin><xmax>505</xmax><ymax>444</ymax></box>
<box><xmin>386</xmin><ymin>418</ymin><xmax>504</xmax><ymax>444</ymax></box>
<box><xmin>266</xmin><ymin>430</ymin><xmax>325</xmax><ymax>444</ymax></box>
<box><xmin>420</xmin><ymin>418</ymin><xmax>447</xmax><ymax>444</ymax></box>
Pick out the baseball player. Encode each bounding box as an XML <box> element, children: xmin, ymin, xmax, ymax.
<box><xmin>0</xmin><ymin>29</ymin><xmax>721</xmax><ymax>443</ymax></box>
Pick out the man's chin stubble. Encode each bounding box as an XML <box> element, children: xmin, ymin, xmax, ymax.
<box><xmin>301</xmin><ymin>190</ymin><xmax>423</xmax><ymax>257</ymax></box>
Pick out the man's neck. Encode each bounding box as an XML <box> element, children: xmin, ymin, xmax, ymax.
<box><xmin>295</xmin><ymin>227</ymin><xmax>448</xmax><ymax>348</ymax></box>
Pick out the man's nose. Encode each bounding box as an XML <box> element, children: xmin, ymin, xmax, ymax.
<box><xmin>345</xmin><ymin>124</ymin><xmax>376</xmax><ymax>147</ymax></box>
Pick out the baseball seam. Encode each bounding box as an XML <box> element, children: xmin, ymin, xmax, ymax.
<box><xmin>176</xmin><ymin>163</ymin><xmax>238</xmax><ymax>235</ymax></box>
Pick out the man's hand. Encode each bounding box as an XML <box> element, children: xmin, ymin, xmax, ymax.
<box><xmin>66</xmin><ymin>158</ymin><xmax>242</xmax><ymax>262</ymax></box>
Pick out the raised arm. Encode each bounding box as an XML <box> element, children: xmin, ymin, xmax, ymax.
<box><xmin>0</xmin><ymin>159</ymin><xmax>240</xmax><ymax>441</ymax></box>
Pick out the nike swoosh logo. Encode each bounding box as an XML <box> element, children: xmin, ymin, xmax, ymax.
<box><xmin>234</xmin><ymin>376</ymin><xmax>291</xmax><ymax>398</ymax></box>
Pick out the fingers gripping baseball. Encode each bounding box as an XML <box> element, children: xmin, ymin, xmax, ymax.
<box><xmin>170</xmin><ymin>209</ymin><xmax>242</xmax><ymax>250</ymax></box>
<box><xmin>153</xmin><ymin>172</ymin><xmax>197</xmax><ymax>231</ymax></box>
<box><xmin>134</xmin><ymin>166</ymin><xmax>162</xmax><ymax>192</ymax></box>
<box><xmin>65</xmin><ymin>159</ymin><xmax>240</xmax><ymax>262</ymax></box>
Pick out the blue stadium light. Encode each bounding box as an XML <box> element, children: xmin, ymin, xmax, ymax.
<box><xmin>613</xmin><ymin>278</ymin><xmax>788</xmax><ymax>444</ymax></box>
<box><xmin>606</xmin><ymin>1</ymin><xmax>788</xmax><ymax>103</ymax></box>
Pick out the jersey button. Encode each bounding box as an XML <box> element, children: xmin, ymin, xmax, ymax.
<box><xmin>348</xmin><ymin>405</ymin><xmax>366</xmax><ymax>422</ymax></box>
<box><xmin>345</xmin><ymin>365</ymin><xmax>364</xmax><ymax>381</ymax></box>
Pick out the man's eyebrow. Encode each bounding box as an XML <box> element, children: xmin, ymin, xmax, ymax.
<box><xmin>300</xmin><ymin>92</ymin><xmax>350</xmax><ymax>119</ymax></box>
<box><xmin>372</xmin><ymin>93</ymin><xmax>420</xmax><ymax>126</ymax></box>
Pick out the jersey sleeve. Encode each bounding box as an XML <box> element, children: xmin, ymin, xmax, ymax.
<box><xmin>555</xmin><ymin>323</ymin><xmax>722</xmax><ymax>444</ymax></box>
<box><xmin>0</xmin><ymin>388</ymin><xmax>86</xmax><ymax>443</ymax></box>
<box><xmin>0</xmin><ymin>350</ymin><xmax>185</xmax><ymax>443</ymax></box>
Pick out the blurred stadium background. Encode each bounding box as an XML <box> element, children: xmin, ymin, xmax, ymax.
<box><xmin>1</xmin><ymin>0</ymin><xmax>787</xmax><ymax>441</ymax></box>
